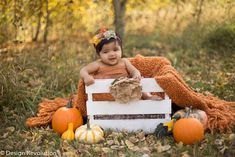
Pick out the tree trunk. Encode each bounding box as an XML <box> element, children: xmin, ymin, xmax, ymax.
<box><xmin>43</xmin><ymin>0</ymin><xmax>50</xmax><ymax>43</ymax></box>
<box><xmin>32</xmin><ymin>0</ymin><xmax>42</xmax><ymax>42</ymax></box>
<box><xmin>195</xmin><ymin>0</ymin><xmax>204</xmax><ymax>25</ymax></box>
<box><xmin>112</xmin><ymin>0</ymin><xmax>127</xmax><ymax>42</ymax></box>
<box><xmin>0</xmin><ymin>0</ymin><xmax>8</xmax><ymax>44</ymax></box>
<box><xmin>13</xmin><ymin>0</ymin><xmax>18</xmax><ymax>42</ymax></box>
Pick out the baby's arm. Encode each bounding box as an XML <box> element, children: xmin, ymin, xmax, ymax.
<box><xmin>123</xmin><ymin>58</ymin><xmax>141</xmax><ymax>80</ymax></box>
<box><xmin>80</xmin><ymin>61</ymin><xmax>100</xmax><ymax>86</ymax></box>
<box><xmin>123</xmin><ymin>59</ymin><xmax>162</xmax><ymax>100</ymax></box>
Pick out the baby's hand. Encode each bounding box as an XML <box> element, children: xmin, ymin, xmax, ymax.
<box><xmin>84</xmin><ymin>75</ymin><xmax>95</xmax><ymax>86</ymax></box>
<box><xmin>133</xmin><ymin>74</ymin><xmax>142</xmax><ymax>82</ymax></box>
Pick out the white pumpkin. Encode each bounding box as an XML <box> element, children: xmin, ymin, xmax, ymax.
<box><xmin>75</xmin><ymin>117</ymin><xmax>104</xmax><ymax>144</ymax></box>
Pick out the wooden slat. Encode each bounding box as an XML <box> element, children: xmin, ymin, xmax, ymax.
<box><xmin>85</xmin><ymin>78</ymin><xmax>164</xmax><ymax>94</ymax></box>
<box><xmin>86</xmin><ymin>100</ymin><xmax>171</xmax><ymax>115</ymax></box>
<box><xmin>87</xmin><ymin>93</ymin><xmax>92</xmax><ymax>101</ymax></box>
<box><xmin>141</xmin><ymin>78</ymin><xmax>164</xmax><ymax>92</ymax></box>
<box><xmin>89</xmin><ymin>117</ymin><xmax>171</xmax><ymax>133</ymax></box>
<box><xmin>93</xmin><ymin>114</ymin><xmax>166</xmax><ymax>120</ymax></box>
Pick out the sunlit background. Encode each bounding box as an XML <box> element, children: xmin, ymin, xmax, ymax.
<box><xmin>0</xmin><ymin>0</ymin><xmax>235</xmax><ymax>156</ymax></box>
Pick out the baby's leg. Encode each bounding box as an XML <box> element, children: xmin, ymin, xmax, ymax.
<box><xmin>142</xmin><ymin>92</ymin><xmax>162</xmax><ymax>100</ymax></box>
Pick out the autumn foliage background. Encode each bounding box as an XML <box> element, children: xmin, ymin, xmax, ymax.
<box><xmin>0</xmin><ymin>0</ymin><xmax>235</xmax><ymax>156</ymax></box>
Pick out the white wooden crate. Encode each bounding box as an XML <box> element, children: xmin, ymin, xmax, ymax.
<box><xmin>86</xmin><ymin>78</ymin><xmax>171</xmax><ymax>133</ymax></box>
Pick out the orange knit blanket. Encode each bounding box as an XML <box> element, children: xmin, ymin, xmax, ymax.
<box><xmin>26</xmin><ymin>55</ymin><xmax>235</xmax><ymax>133</ymax></box>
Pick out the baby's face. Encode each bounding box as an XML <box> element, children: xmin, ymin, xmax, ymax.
<box><xmin>99</xmin><ymin>41</ymin><xmax>122</xmax><ymax>65</ymax></box>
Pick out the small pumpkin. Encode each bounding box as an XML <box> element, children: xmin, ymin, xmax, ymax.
<box><xmin>173</xmin><ymin>108</ymin><xmax>204</xmax><ymax>145</ymax></box>
<box><xmin>61</xmin><ymin>123</ymin><xmax>75</xmax><ymax>140</ymax></box>
<box><xmin>173</xmin><ymin>108</ymin><xmax>208</xmax><ymax>129</ymax></box>
<box><xmin>75</xmin><ymin>116</ymin><xmax>104</xmax><ymax>144</ymax></box>
<box><xmin>52</xmin><ymin>99</ymin><xmax>83</xmax><ymax>134</ymax></box>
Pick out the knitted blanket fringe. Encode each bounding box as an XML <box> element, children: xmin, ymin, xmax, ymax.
<box><xmin>26</xmin><ymin>55</ymin><xmax>235</xmax><ymax>133</ymax></box>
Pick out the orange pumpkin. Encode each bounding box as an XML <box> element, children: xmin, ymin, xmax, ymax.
<box><xmin>173</xmin><ymin>108</ymin><xmax>204</xmax><ymax>145</ymax></box>
<box><xmin>173</xmin><ymin>108</ymin><xmax>208</xmax><ymax>129</ymax></box>
<box><xmin>52</xmin><ymin>100</ymin><xmax>83</xmax><ymax>134</ymax></box>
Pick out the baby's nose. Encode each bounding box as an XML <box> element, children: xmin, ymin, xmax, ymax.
<box><xmin>109</xmin><ymin>51</ymin><xmax>116</xmax><ymax>56</ymax></box>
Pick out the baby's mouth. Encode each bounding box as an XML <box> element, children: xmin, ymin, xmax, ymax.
<box><xmin>109</xmin><ymin>58</ymin><xmax>117</xmax><ymax>61</ymax></box>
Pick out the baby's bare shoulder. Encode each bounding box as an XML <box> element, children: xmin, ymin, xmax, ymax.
<box><xmin>121</xmin><ymin>58</ymin><xmax>129</xmax><ymax>64</ymax></box>
<box><xmin>121</xmin><ymin>58</ymin><xmax>128</xmax><ymax>62</ymax></box>
<box><xmin>84</xmin><ymin>60</ymin><xmax>101</xmax><ymax>69</ymax></box>
<box><xmin>121</xmin><ymin>58</ymin><xmax>132</xmax><ymax>65</ymax></box>
<box><xmin>93</xmin><ymin>59</ymin><xmax>102</xmax><ymax>65</ymax></box>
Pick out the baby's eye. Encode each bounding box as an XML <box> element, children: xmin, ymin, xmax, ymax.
<box><xmin>114</xmin><ymin>49</ymin><xmax>118</xmax><ymax>51</ymax></box>
<box><xmin>102</xmin><ymin>51</ymin><xmax>108</xmax><ymax>54</ymax></box>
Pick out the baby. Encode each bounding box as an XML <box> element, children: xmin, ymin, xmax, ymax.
<box><xmin>80</xmin><ymin>28</ymin><xmax>161</xmax><ymax>100</ymax></box>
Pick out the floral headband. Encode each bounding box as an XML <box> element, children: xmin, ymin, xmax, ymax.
<box><xmin>91</xmin><ymin>28</ymin><xmax>119</xmax><ymax>46</ymax></box>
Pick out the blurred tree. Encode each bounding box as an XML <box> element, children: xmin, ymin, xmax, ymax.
<box><xmin>32</xmin><ymin>0</ymin><xmax>43</xmax><ymax>42</ymax></box>
<box><xmin>13</xmin><ymin>0</ymin><xmax>24</xmax><ymax>43</ymax></box>
<box><xmin>0</xmin><ymin>0</ymin><xmax>233</xmax><ymax>47</ymax></box>
<box><xmin>43</xmin><ymin>0</ymin><xmax>49</xmax><ymax>43</ymax></box>
<box><xmin>0</xmin><ymin>0</ymin><xmax>8</xmax><ymax>44</ymax></box>
<box><xmin>195</xmin><ymin>0</ymin><xmax>204</xmax><ymax>24</ymax></box>
<box><xmin>112</xmin><ymin>0</ymin><xmax>127</xmax><ymax>41</ymax></box>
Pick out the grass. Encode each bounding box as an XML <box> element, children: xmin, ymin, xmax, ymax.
<box><xmin>0</xmin><ymin>36</ymin><xmax>234</xmax><ymax>156</ymax></box>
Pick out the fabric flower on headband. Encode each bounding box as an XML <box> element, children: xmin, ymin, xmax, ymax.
<box><xmin>91</xmin><ymin>28</ymin><xmax>118</xmax><ymax>46</ymax></box>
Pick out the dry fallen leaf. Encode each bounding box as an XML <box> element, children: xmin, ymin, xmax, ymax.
<box><xmin>108</xmin><ymin>131</ymin><xmax>118</xmax><ymax>137</ymax></box>
<box><xmin>111</xmin><ymin>145</ymin><xmax>125</xmax><ymax>150</ymax></box>
<box><xmin>129</xmin><ymin>146</ymin><xmax>140</xmax><ymax>152</ymax></box>
<box><xmin>125</xmin><ymin>140</ymin><xmax>134</xmax><ymax>148</ymax></box>
<box><xmin>114</xmin><ymin>138</ymin><xmax>120</xmax><ymax>146</ymax></box>
<box><xmin>136</xmin><ymin>131</ymin><xmax>145</xmax><ymax>141</ymax></box>
<box><xmin>181</xmin><ymin>151</ymin><xmax>190</xmax><ymax>157</ymax></box>
<box><xmin>176</xmin><ymin>141</ymin><xmax>183</xmax><ymax>149</ymax></box>
<box><xmin>146</xmin><ymin>135</ymin><xmax>156</xmax><ymax>145</ymax></box>
<box><xmin>102</xmin><ymin>147</ymin><xmax>111</xmax><ymax>153</ymax></box>
<box><xmin>94</xmin><ymin>147</ymin><xmax>102</xmax><ymax>152</ymax></box>
<box><xmin>214</xmin><ymin>139</ymin><xmax>223</xmax><ymax>146</ymax></box>
<box><xmin>228</xmin><ymin>133</ymin><xmax>235</xmax><ymax>141</ymax></box>
<box><xmin>62</xmin><ymin>151</ymin><xmax>77</xmax><ymax>157</ymax></box>
<box><xmin>5</xmin><ymin>126</ymin><xmax>15</xmax><ymax>133</ymax></box>
<box><xmin>129</xmin><ymin>136</ymin><xmax>139</xmax><ymax>143</ymax></box>
<box><xmin>214</xmin><ymin>138</ymin><xmax>227</xmax><ymax>154</ymax></box>
<box><xmin>120</xmin><ymin>140</ymin><xmax>125</xmax><ymax>146</ymax></box>
<box><xmin>56</xmin><ymin>150</ymin><xmax>62</xmax><ymax>157</ymax></box>
<box><xmin>61</xmin><ymin>140</ymin><xmax>74</xmax><ymax>152</ymax></box>
<box><xmin>79</xmin><ymin>149</ymin><xmax>91</xmax><ymax>156</ymax></box>
<box><xmin>219</xmin><ymin>146</ymin><xmax>228</xmax><ymax>154</ymax></box>
<box><xmin>106</xmin><ymin>140</ymin><xmax>114</xmax><ymax>146</ymax></box>
<box><xmin>140</xmin><ymin>147</ymin><xmax>151</xmax><ymax>154</ymax></box>
<box><xmin>154</xmin><ymin>141</ymin><xmax>171</xmax><ymax>153</ymax></box>
<box><xmin>108</xmin><ymin>132</ymin><xmax>123</xmax><ymax>138</ymax></box>
<box><xmin>118</xmin><ymin>151</ymin><xmax>126</xmax><ymax>157</ymax></box>
<box><xmin>2</xmin><ymin>132</ymin><xmax>9</xmax><ymax>139</ymax></box>
<box><xmin>142</xmin><ymin>154</ymin><xmax>150</xmax><ymax>157</ymax></box>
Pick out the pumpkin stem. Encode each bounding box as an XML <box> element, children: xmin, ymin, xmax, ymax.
<box><xmin>185</xmin><ymin>106</ymin><xmax>193</xmax><ymax>118</ymax></box>
<box><xmin>67</xmin><ymin>99</ymin><xmax>73</xmax><ymax>108</ymax></box>
<box><xmin>87</xmin><ymin>116</ymin><xmax>91</xmax><ymax>130</ymax></box>
<box><xmin>173</xmin><ymin>114</ymin><xmax>181</xmax><ymax>121</ymax></box>
<box><xmin>189</xmin><ymin>106</ymin><xmax>193</xmax><ymax>113</ymax></box>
